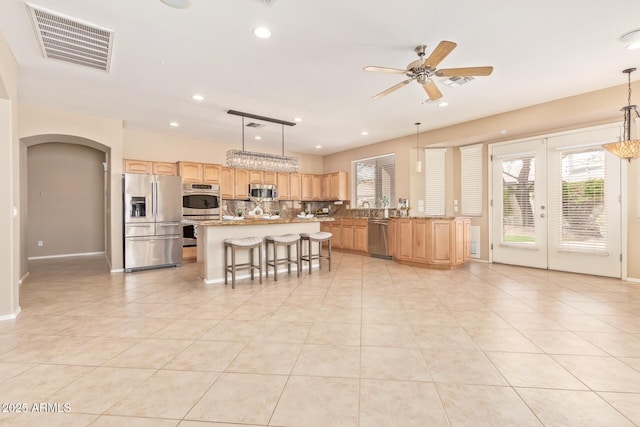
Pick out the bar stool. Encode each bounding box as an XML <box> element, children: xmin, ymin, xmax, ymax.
<box><xmin>264</xmin><ymin>234</ymin><xmax>301</xmax><ymax>281</ymax></box>
<box><xmin>300</xmin><ymin>231</ymin><xmax>332</xmax><ymax>274</ymax></box>
<box><xmin>223</xmin><ymin>237</ymin><xmax>263</xmax><ymax>289</ymax></box>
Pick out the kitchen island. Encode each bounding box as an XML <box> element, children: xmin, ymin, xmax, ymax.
<box><xmin>198</xmin><ymin>216</ymin><xmax>334</xmax><ymax>284</ymax></box>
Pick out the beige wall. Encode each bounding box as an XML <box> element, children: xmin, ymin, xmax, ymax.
<box><xmin>325</xmin><ymin>82</ymin><xmax>640</xmax><ymax>279</ymax></box>
<box><xmin>123</xmin><ymin>128</ymin><xmax>325</xmax><ymax>174</ymax></box>
<box><xmin>27</xmin><ymin>143</ymin><xmax>105</xmax><ymax>258</ymax></box>
<box><xmin>19</xmin><ymin>104</ymin><xmax>124</xmax><ymax>271</ymax></box>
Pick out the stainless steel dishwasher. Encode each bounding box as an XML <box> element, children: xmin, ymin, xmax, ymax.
<box><xmin>368</xmin><ymin>218</ymin><xmax>391</xmax><ymax>259</ymax></box>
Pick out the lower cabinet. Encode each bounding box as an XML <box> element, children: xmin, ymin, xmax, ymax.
<box><xmin>390</xmin><ymin>217</ymin><xmax>470</xmax><ymax>269</ymax></box>
<box><xmin>320</xmin><ymin>218</ymin><xmax>368</xmax><ymax>253</ymax></box>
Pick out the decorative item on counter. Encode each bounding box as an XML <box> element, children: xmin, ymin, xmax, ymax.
<box><xmin>379</xmin><ymin>196</ymin><xmax>390</xmax><ymax>218</ymax></box>
<box><xmin>236</xmin><ymin>209</ymin><xmax>243</xmax><ymax>217</ymax></box>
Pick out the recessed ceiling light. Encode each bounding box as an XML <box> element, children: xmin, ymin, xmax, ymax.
<box><xmin>294</xmin><ymin>117</ymin><xmax>302</xmax><ymax>122</ymax></box>
<box><xmin>160</xmin><ymin>0</ymin><xmax>192</xmax><ymax>9</ymax></box>
<box><xmin>500</xmin><ymin>129</ymin><xmax>508</xmax><ymax>135</ymax></box>
<box><xmin>253</xmin><ymin>27</ymin><xmax>271</xmax><ymax>39</ymax></box>
<box><xmin>438</xmin><ymin>101</ymin><xmax>449</xmax><ymax>107</ymax></box>
<box><xmin>191</xmin><ymin>94</ymin><xmax>204</xmax><ymax>101</ymax></box>
<box><xmin>254</xmin><ymin>136</ymin><xmax>262</xmax><ymax>140</ymax></box>
<box><xmin>620</xmin><ymin>29</ymin><xmax>640</xmax><ymax>50</ymax></box>
<box><xmin>169</xmin><ymin>121</ymin><xmax>180</xmax><ymax>127</ymax></box>
<box><xmin>361</xmin><ymin>131</ymin><xmax>369</xmax><ymax>136</ymax></box>
<box><xmin>315</xmin><ymin>145</ymin><xmax>322</xmax><ymax>149</ymax></box>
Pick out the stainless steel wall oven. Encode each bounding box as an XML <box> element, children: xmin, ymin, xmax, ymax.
<box><xmin>182</xmin><ymin>183</ymin><xmax>220</xmax><ymax>247</ymax></box>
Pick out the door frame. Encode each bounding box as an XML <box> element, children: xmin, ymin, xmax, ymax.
<box><xmin>488</xmin><ymin>123</ymin><xmax>628</xmax><ymax>279</ymax></box>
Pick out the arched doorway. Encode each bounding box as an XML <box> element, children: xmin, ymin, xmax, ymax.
<box><xmin>20</xmin><ymin>134</ymin><xmax>112</xmax><ymax>272</ymax></box>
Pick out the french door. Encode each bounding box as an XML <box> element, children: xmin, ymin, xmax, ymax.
<box><xmin>490</xmin><ymin>126</ymin><xmax>622</xmax><ymax>277</ymax></box>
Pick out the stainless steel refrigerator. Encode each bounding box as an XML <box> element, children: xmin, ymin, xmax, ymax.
<box><xmin>123</xmin><ymin>173</ymin><xmax>182</xmax><ymax>271</ymax></box>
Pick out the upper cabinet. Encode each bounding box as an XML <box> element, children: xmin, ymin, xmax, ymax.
<box><xmin>177</xmin><ymin>161</ymin><xmax>203</xmax><ymax>183</ymax></box>
<box><xmin>203</xmin><ymin>164</ymin><xmax>221</xmax><ymax>183</ymax></box>
<box><xmin>329</xmin><ymin>171</ymin><xmax>348</xmax><ymax>201</ymax></box>
<box><xmin>234</xmin><ymin>169</ymin><xmax>249</xmax><ymax>199</ymax></box>
<box><xmin>289</xmin><ymin>173</ymin><xmax>302</xmax><ymax>201</ymax></box>
<box><xmin>248</xmin><ymin>170</ymin><xmax>263</xmax><ymax>184</ymax></box>
<box><xmin>220</xmin><ymin>167</ymin><xmax>234</xmax><ymax>199</ymax></box>
<box><xmin>124</xmin><ymin>159</ymin><xmax>177</xmax><ymax>176</ymax></box>
<box><xmin>263</xmin><ymin>171</ymin><xmax>277</xmax><ymax>185</ymax></box>
<box><xmin>277</xmin><ymin>173</ymin><xmax>290</xmax><ymax>200</ymax></box>
<box><xmin>298</xmin><ymin>172</ymin><xmax>348</xmax><ymax>201</ymax></box>
<box><xmin>178</xmin><ymin>161</ymin><xmax>221</xmax><ymax>183</ymax></box>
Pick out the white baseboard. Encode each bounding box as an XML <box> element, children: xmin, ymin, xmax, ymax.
<box><xmin>625</xmin><ymin>277</ymin><xmax>640</xmax><ymax>283</ymax></box>
<box><xmin>0</xmin><ymin>306</ymin><xmax>21</xmax><ymax>322</ymax></box>
<box><xmin>110</xmin><ymin>268</ymin><xmax>124</xmax><ymax>273</ymax></box>
<box><xmin>470</xmin><ymin>258</ymin><xmax>490</xmax><ymax>263</ymax></box>
<box><xmin>28</xmin><ymin>251</ymin><xmax>105</xmax><ymax>260</ymax></box>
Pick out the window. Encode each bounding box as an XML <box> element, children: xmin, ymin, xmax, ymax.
<box><xmin>424</xmin><ymin>148</ymin><xmax>446</xmax><ymax>216</ymax></box>
<box><xmin>557</xmin><ymin>148</ymin><xmax>607</xmax><ymax>252</ymax></box>
<box><xmin>352</xmin><ymin>153</ymin><xmax>395</xmax><ymax>208</ymax></box>
<box><xmin>460</xmin><ymin>144</ymin><xmax>483</xmax><ymax>216</ymax></box>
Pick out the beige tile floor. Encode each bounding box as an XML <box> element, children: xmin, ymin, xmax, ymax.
<box><xmin>0</xmin><ymin>253</ymin><xmax>640</xmax><ymax>426</ymax></box>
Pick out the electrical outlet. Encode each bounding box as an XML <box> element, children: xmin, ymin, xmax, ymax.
<box><xmin>37</xmin><ymin>240</ymin><xmax>43</xmax><ymax>247</ymax></box>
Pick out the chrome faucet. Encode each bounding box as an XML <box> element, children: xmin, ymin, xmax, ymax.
<box><xmin>362</xmin><ymin>201</ymin><xmax>370</xmax><ymax>217</ymax></box>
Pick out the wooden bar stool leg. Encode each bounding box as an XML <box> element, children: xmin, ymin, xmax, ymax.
<box><xmin>273</xmin><ymin>242</ymin><xmax>278</xmax><ymax>282</ymax></box>
<box><xmin>231</xmin><ymin>246</ymin><xmax>236</xmax><ymax>289</ymax></box>
<box><xmin>224</xmin><ymin>244</ymin><xmax>228</xmax><ymax>285</ymax></box>
<box><xmin>328</xmin><ymin>237</ymin><xmax>332</xmax><ymax>271</ymax></box>
<box><xmin>296</xmin><ymin>240</ymin><xmax>301</xmax><ymax>277</ymax></box>
<box><xmin>265</xmin><ymin>240</ymin><xmax>270</xmax><ymax>279</ymax></box>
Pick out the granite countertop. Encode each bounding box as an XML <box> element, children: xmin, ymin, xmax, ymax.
<box><xmin>200</xmin><ymin>216</ymin><xmax>335</xmax><ymax>226</ymax></box>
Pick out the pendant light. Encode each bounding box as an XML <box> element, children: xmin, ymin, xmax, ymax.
<box><xmin>603</xmin><ymin>68</ymin><xmax>640</xmax><ymax>161</ymax></box>
<box><xmin>415</xmin><ymin>122</ymin><xmax>422</xmax><ymax>173</ymax></box>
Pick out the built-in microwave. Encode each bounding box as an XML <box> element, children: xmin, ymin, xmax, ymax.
<box><xmin>249</xmin><ymin>184</ymin><xmax>278</xmax><ymax>201</ymax></box>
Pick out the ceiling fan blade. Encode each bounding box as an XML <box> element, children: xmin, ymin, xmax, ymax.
<box><xmin>422</xmin><ymin>80</ymin><xmax>443</xmax><ymax>101</ymax></box>
<box><xmin>372</xmin><ymin>78</ymin><xmax>414</xmax><ymax>100</ymax></box>
<box><xmin>363</xmin><ymin>66</ymin><xmax>407</xmax><ymax>74</ymax></box>
<box><xmin>436</xmin><ymin>66</ymin><xmax>494</xmax><ymax>77</ymax></box>
<box><xmin>423</xmin><ymin>40</ymin><xmax>457</xmax><ymax>68</ymax></box>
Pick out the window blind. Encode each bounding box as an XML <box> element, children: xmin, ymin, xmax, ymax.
<box><xmin>460</xmin><ymin>144</ymin><xmax>483</xmax><ymax>216</ymax></box>
<box><xmin>352</xmin><ymin>153</ymin><xmax>396</xmax><ymax>208</ymax></box>
<box><xmin>557</xmin><ymin>148</ymin><xmax>607</xmax><ymax>253</ymax></box>
<box><xmin>424</xmin><ymin>148</ymin><xmax>446</xmax><ymax>216</ymax></box>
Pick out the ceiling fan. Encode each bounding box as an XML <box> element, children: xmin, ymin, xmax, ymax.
<box><xmin>364</xmin><ymin>41</ymin><xmax>494</xmax><ymax>101</ymax></box>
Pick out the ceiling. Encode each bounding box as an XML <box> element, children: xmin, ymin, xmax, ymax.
<box><xmin>1</xmin><ymin>0</ymin><xmax>640</xmax><ymax>155</ymax></box>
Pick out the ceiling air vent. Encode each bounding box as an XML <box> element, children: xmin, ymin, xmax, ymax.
<box><xmin>245</xmin><ymin>122</ymin><xmax>265</xmax><ymax>128</ymax></box>
<box><xmin>27</xmin><ymin>3</ymin><xmax>114</xmax><ymax>72</ymax></box>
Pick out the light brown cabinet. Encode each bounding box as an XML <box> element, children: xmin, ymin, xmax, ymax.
<box><xmin>301</xmin><ymin>174</ymin><xmax>313</xmax><ymax>200</ymax></box>
<box><xmin>124</xmin><ymin>159</ymin><xmax>177</xmax><ymax>176</ymax></box>
<box><xmin>277</xmin><ymin>173</ymin><xmax>290</xmax><ymax>200</ymax></box>
<box><xmin>249</xmin><ymin>170</ymin><xmax>263</xmax><ymax>184</ymax></box>
<box><xmin>178</xmin><ymin>161</ymin><xmax>203</xmax><ymax>182</ymax></box>
<box><xmin>390</xmin><ymin>217</ymin><xmax>470</xmax><ymax>269</ymax></box>
<box><xmin>353</xmin><ymin>219</ymin><xmax>368</xmax><ymax>252</ymax></box>
<box><xmin>203</xmin><ymin>164</ymin><xmax>221</xmax><ymax>183</ymax></box>
<box><xmin>220</xmin><ymin>167</ymin><xmax>234</xmax><ymax>199</ymax></box>
<box><xmin>321</xmin><ymin>174</ymin><xmax>331</xmax><ymax>200</ymax></box>
<box><xmin>329</xmin><ymin>171</ymin><xmax>348</xmax><ymax>200</ymax></box>
<box><xmin>290</xmin><ymin>173</ymin><xmax>302</xmax><ymax>200</ymax></box>
<box><xmin>263</xmin><ymin>171</ymin><xmax>277</xmax><ymax>185</ymax></box>
<box><xmin>221</xmin><ymin>168</ymin><xmax>249</xmax><ymax>199</ymax></box>
<box><xmin>312</xmin><ymin>175</ymin><xmax>322</xmax><ymax>200</ymax></box>
<box><xmin>234</xmin><ymin>169</ymin><xmax>249</xmax><ymax>199</ymax></box>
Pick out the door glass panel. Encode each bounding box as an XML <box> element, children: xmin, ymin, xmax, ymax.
<box><xmin>559</xmin><ymin>148</ymin><xmax>607</xmax><ymax>252</ymax></box>
<box><xmin>501</xmin><ymin>156</ymin><xmax>536</xmax><ymax>244</ymax></box>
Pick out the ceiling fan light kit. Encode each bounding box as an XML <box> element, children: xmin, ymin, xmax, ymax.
<box><xmin>603</xmin><ymin>68</ymin><xmax>640</xmax><ymax>162</ymax></box>
<box><xmin>364</xmin><ymin>40</ymin><xmax>494</xmax><ymax>101</ymax></box>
